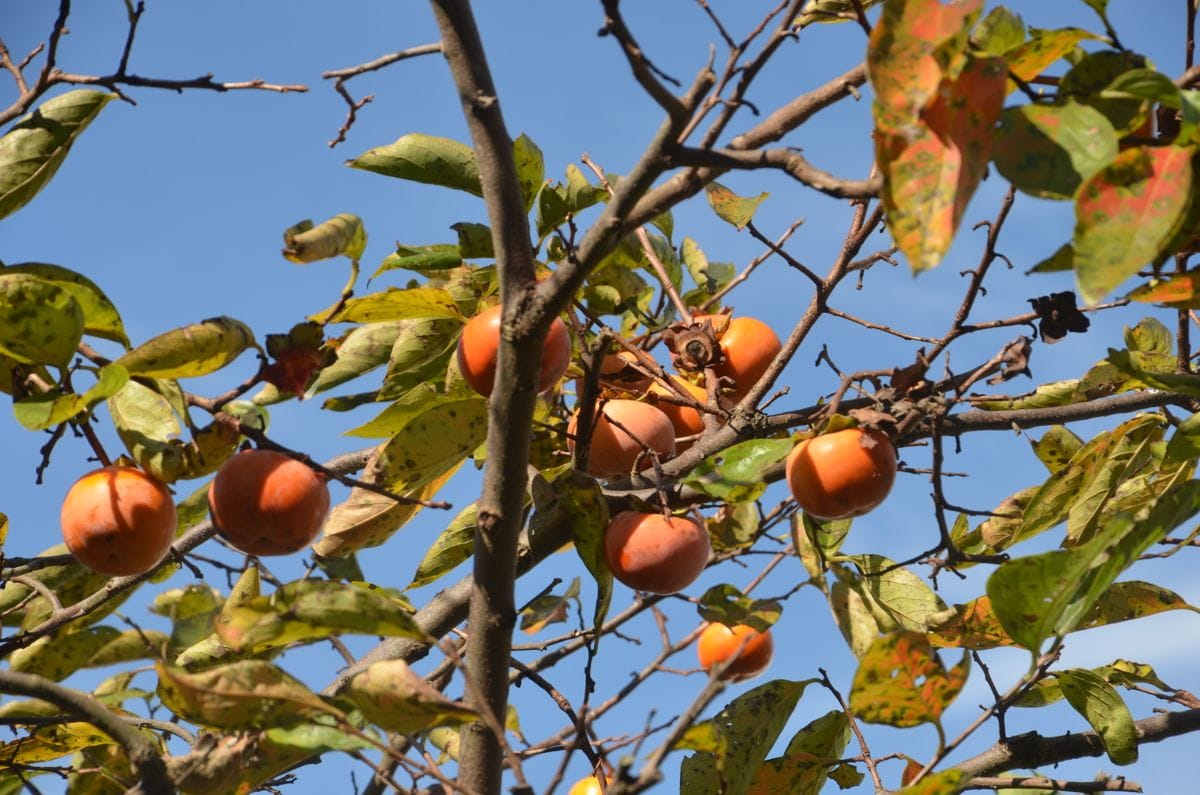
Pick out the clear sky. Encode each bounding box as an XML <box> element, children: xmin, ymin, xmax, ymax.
<box><xmin>2</xmin><ymin>1</ymin><xmax>1198</xmax><ymax>793</ymax></box>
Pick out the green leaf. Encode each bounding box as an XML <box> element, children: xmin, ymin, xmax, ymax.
<box><xmin>682</xmin><ymin>438</ymin><xmax>794</xmax><ymax>503</ymax></box>
<box><xmin>266</xmin><ymin>720</ymin><xmax>374</xmax><ymax>753</ymax></box>
<box><xmin>116</xmin><ymin>316</ymin><xmax>255</xmax><ymax>379</ymax></box>
<box><xmin>106</xmin><ymin>378</ymin><xmax>187</xmax><ymax>483</ymax></box>
<box><xmin>840</xmin><ymin>555</ymin><xmax>949</xmax><ymax>632</ymax></box>
<box><xmin>13</xmin><ymin>362</ymin><xmax>128</xmax><ymax>430</ymax></box>
<box><xmin>371</xmin><ymin>391</ymin><xmax>486</xmax><ymax>489</ymax></box>
<box><xmin>297</xmin><ymin>321</ymin><xmax>409</xmax><ymax>398</ymax></box>
<box><xmin>451</xmin><ymin>221</ymin><xmax>494</xmax><ymax>258</ymax></box>
<box><xmin>1060</xmin><ymin>51</ymin><xmax>1150</xmax><ymax>136</ymax></box>
<box><xmin>993</xmin><ymin>102</ymin><xmax>1117</xmax><ymax>200</ymax></box>
<box><xmin>155</xmin><ymin>660</ymin><xmax>332</xmax><ymax>730</ymax></box>
<box><xmin>1029</xmin><ymin>242</ymin><xmax>1075</xmax><ymax>273</ymax></box>
<box><xmin>0</xmin><ymin>90</ymin><xmax>114</xmax><ymax>220</ymax></box>
<box><xmin>408</xmin><ymin>502</ymin><xmax>477</xmax><ymax>589</ymax></box>
<box><xmin>682</xmin><ymin>237</ymin><xmax>735</xmax><ymax>296</ymax></box>
<box><xmin>324</xmin><ymin>287</ymin><xmax>465</xmax><ymax>323</ymax></box>
<box><xmin>282</xmin><ymin>214</ymin><xmax>365</xmax><ymax>263</ymax></box>
<box><xmin>746</xmin><ymin>711</ymin><xmax>851</xmax><ymax>795</ymax></box>
<box><xmin>1164</xmin><ymin>411</ymin><xmax>1200</xmax><ymax>466</ymax></box>
<box><xmin>1031</xmin><ymin>425</ymin><xmax>1084</xmax><ymax>474</ymax></box>
<box><xmin>972</xmin><ymin>6</ymin><xmax>1025</xmax><ymax>56</ymax></box>
<box><xmin>1057</xmin><ymin>668</ymin><xmax>1138</xmax><ymax>765</ymax></box>
<box><xmin>705</xmin><ymin>182</ymin><xmax>769</xmax><ymax>230</ymax></box>
<box><xmin>520</xmin><ymin>577</ymin><xmax>580</xmax><ymax>634</ymax></box>
<box><xmin>797</xmin><ymin>0</ymin><xmax>884</xmax><ymax>28</ymax></box>
<box><xmin>512</xmin><ymin>132</ymin><xmax>544</xmax><ymax>213</ymax></box>
<box><xmin>215</xmin><ymin>580</ymin><xmax>423</xmax><ymax>654</ymax></box>
<box><xmin>973</xmin><ymin>380</ymin><xmax>1084</xmax><ymax>411</ymax></box>
<box><xmin>988</xmin><ymin>480</ymin><xmax>1200</xmax><ymax>651</ymax></box>
<box><xmin>877</xmin><ymin>55</ymin><xmax>1007</xmax><ymax>272</ymax></box>
<box><xmin>1005</xmin><ymin>28</ymin><xmax>1098</xmax><ymax>89</ymax></box>
<box><xmin>2</xmin><ymin>263</ymin><xmax>128</xmax><ymax>346</ymax></box>
<box><xmin>895</xmin><ymin>770</ymin><xmax>967</xmax><ymax>795</ymax></box>
<box><xmin>1102</xmin><ymin>68</ymin><xmax>1183</xmax><ymax>107</ymax></box>
<box><xmin>535</xmin><ymin>164</ymin><xmax>608</xmax><ymax>240</ymax></box>
<box><xmin>697</xmin><ymin>584</ymin><xmax>781</xmax><ymax>633</ymax></box>
<box><xmin>849</xmin><ymin>631</ymin><xmax>969</xmax><ymax>728</ymax></box>
<box><xmin>349</xmin><ymin>381</ymin><xmax>478</xmax><ymax>440</ymax></box>
<box><xmin>678</xmin><ymin>680</ymin><xmax>811</xmax><ymax>795</ymax></box>
<box><xmin>373</xmin><ymin>244</ymin><xmax>463</xmax><ymax>277</ymax></box>
<box><xmin>1074</xmin><ymin>145</ymin><xmax>1192</xmax><ymax>304</ymax></box>
<box><xmin>830</xmin><ymin>580</ymin><xmax>883</xmax><ymax>658</ymax></box>
<box><xmin>0</xmin><ymin>273</ymin><xmax>85</xmax><ymax>367</ymax></box>
<box><xmin>349</xmin><ymin>133</ymin><xmax>482</xmax><ymax>196</ymax></box>
<box><xmin>706</xmin><ymin>502</ymin><xmax>762</xmax><ymax>554</ymax></box>
<box><xmin>343</xmin><ymin>658</ymin><xmax>476</xmax><ymax>734</ymax></box>
<box><xmin>1106</xmin><ymin>348</ymin><xmax>1200</xmax><ymax>396</ymax></box>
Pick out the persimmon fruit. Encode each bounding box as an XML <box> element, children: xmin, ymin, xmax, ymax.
<box><xmin>60</xmin><ymin>466</ymin><xmax>177</xmax><ymax>576</ymax></box>
<box><xmin>567</xmin><ymin>399</ymin><xmax>675</xmax><ymax>478</ymax></box>
<box><xmin>648</xmin><ymin>376</ymin><xmax>708</xmax><ymax>451</ymax></box>
<box><xmin>696</xmin><ymin>622</ymin><xmax>775</xmax><ymax>681</ymax></box>
<box><xmin>208</xmin><ymin>448</ymin><xmax>331</xmax><ymax>556</ymax></box>
<box><xmin>456</xmin><ymin>304</ymin><xmax>571</xmax><ymax>397</ymax></box>
<box><xmin>569</xmin><ymin>776</ymin><xmax>607</xmax><ymax>795</ymax></box>
<box><xmin>604</xmin><ymin>510</ymin><xmax>710</xmax><ymax>594</ymax></box>
<box><xmin>785</xmin><ymin>427</ymin><xmax>897</xmax><ymax>520</ymax></box>
<box><xmin>690</xmin><ymin>314</ymin><xmax>781</xmax><ymax>399</ymax></box>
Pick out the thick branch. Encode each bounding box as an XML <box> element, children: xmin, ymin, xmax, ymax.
<box><xmin>954</xmin><ymin>709</ymin><xmax>1200</xmax><ymax>779</ymax></box>
<box><xmin>0</xmin><ymin>670</ymin><xmax>173</xmax><ymax>794</ymax></box>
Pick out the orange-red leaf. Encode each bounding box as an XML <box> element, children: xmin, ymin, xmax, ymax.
<box><xmin>1128</xmin><ymin>270</ymin><xmax>1200</xmax><ymax>308</ymax></box>
<box><xmin>928</xmin><ymin>596</ymin><xmax>1015</xmax><ymax>650</ymax></box>
<box><xmin>1074</xmin><ymin>145</ymin><xmax>1194</xmax><ymax>304</ymax></box>
<box><xmin>878</xmin><ymin>56</ymin><xmax>1007</xmax><ymax>271</ymax></box>
<box><xmin>1005</xmin><ymin>28</ymin><xmax>1098</xmax><ymax>93</ymax></box>
<box><xmin>849</xmin><ymin>631</ymin><xmax>969</xmax><ymax>728</ymax></box>
<box><xmin>868</xmin><ymin>0</ymin><xmax>983</xmax><ymax>134</ymax></box>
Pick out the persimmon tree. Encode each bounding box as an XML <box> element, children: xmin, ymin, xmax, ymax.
<box><xmin>3</xmin><ymin>1</ymin><xmax>1200</xmax><ymax>794</ymax></box>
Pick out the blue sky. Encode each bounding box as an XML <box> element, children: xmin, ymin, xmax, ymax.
<box><xmin>2</xmin><ymin>1</ymin><xmax>1199</xmax><ymax>792</ymax></box>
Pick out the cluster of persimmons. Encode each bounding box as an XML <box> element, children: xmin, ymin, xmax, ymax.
<box><xmin>56</xmin><ymin>300</ymin><xmax>898</xmax><ymax>783</ymax></box>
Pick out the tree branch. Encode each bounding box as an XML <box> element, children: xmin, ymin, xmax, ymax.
<box><xmin>0</xmin><ymin>669</ymin><xmax>173</xmax><ymax>794</ymax></box>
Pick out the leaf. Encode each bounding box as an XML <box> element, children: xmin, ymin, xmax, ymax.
<box><xmin>878</xmin><ymin>55</ymin><xmax>1007</xmax><ymax>272</ymax></box>
<box><xmin>797</xmin><ymin>0</ymin><xmax>884</xmax><ymax>28</ymax></box>
<box><xmin>408</xmin><ymin>502</ymin><xmax>478</xmax><ymax>589</ymax></box>
<box><xmin>215</xmin><ymin>580</ymin><xmax>423</xmax><ymax>654</ymax></box>
<box><xmin>282</xmin><ymin>214</ymin><xmax>366</xmax><ymax>263</ymax></box>
<box><xmin>895</xmin><ymin>770</ymin><xmax>967</xmax><ymax>795</ymax></box>
<box><xmin>972</xmin><ymin>6</ymin><xmax>1025</xmax><ymax>56</ymax></box>
<box><xmin>1074</xmin><ymin>145</ymin><xmax>1193</xmax><ymax>304</ymax></box>
<box><xmin>520</xmin><ymin>577</ymin><xmax>580</xmax><ymax>634</ymax></box>
<box><xmin>988</xmin><ymin>480</ymin><xmax>1200</xmax><ymax>651</ymax></box>
<box><xmin>840</xmin><ymin>555</ymin><xmax>949</xmax><ymax>632</ymax></box>
<box><xmin>266</xmin><ymin>719</ymin><xmax>375</xmax><ymax>753</ymax></box>
<box><xmin>531</xmin><ymin>470</ymin><xmax>611</xmax><ymax>638</ymax></box>
<box><xmin>1030</xmin><ymin>242</ymin><xmax>1075</xmax><ymax>273</ymax></box>
<box><xmin>343</xmin><ymin>658</ymin><xmax>476</xmax><ymax>734</ymax></box>
<box><xmin>2</xmin><ymin>263</ymin><xmax>128</xmax><ymax>346</ymax></box>
<box><xmin>1031</xmin><ymin>425</ymin><xmax>1084</xmax><ymax>474</ymax></box>
<box><xmin>1128</xmin><ymin>270</ymin><xmax>1200</xmax><ymax>308</ymax></box>
<box><xmin>349</xmin><ymin>133</ymin><xmax>482</xmax><ymax>196</ymax></box>
<box><xmin>12</xmin><ymin>362</ymin><xmax>128</xmax><ymax>430</ymax></box>
<box><xmin>106</xmin><ymin>378</ymin><xmax>186</xmax><ymax>483</ymax></box>
<box><xmin>830</xmin><ymin>580</ymin><xmax>883</xmax><ymax>658</ymax></box>
<box><xmin>1078</xmin><ymin>580</ymin><xmax>1200</xmax><ymax>630</ymax></box>
<box><xmin>867</xmin><ymin>0</ymin><xmax>982</xmax><ymax>133</ymax></box>
<box><xmin>512</xmin><ymin>132</ymin><xmax>544</xmax><ymax>213</ymax></box>
<box><xmin>155</xmin><ymin>660</ymin><xmax>332</xmax><ymax>730</ymax></box>
<box><xmin>324</xmin><ymin>287</ymin><xmax>464</xmax><ymax>324</ymax></box>
<box><xmin>993</xmin><ymin>102</ymin><xmax>1117</xmax><ymax>200</ymax></box>
<box><xmin>0</xmin><ymin>721</ymin><xmax>116</xmax><ymax>764</ymax></box>
<box><xmin>706</xmin><ymin>502</ymin><xmax>762</xmax><ymax>554</ymax></box>
<box><xmin>452</xmin><ymin>221</ymin><xmax>494</xmax><ymax>258</ymax></box>
<box><xmin>116</xmin><ymin>316</ymin><xmax>255</xmax><ymax>379</ymax></box>
<box><xmin>1164</xmin><ymin>411</ymin><xmax>1200</xmax><ymax>466</ymax></box>
<box><xmin>373</xmin><ymin>244</ymin><xmax>463</xmax><ymax>277</ymax></box>
<box><xmin>151</xmin><ymin>583</ymin><xmax>225</xmax><ymax>662</ymax></box>
<box><xmin>928</xmin><ymin>596</ymin><xmax>1014</xmax><ymax>649</ymax></box>
<box><xmin>1061</xmin><ymin>51</ymin><xmax>1150</xmax><ymax>135</ymax></box>
<box><xmin>682</xmin><ymin>438</ymin><xmax>793</xmax><ymax>503</ymax></box>
<box><xmin>705</xmin><ymin>182</ymin><xmax>769</xmax><ymax>230</ymax></box>
<box><xmin>678</xmin><ymin>680</ymin><xmax>811</xmax><ymax>795</ymax></box>
<box><xmin>348</xmin><ymin>383</ymin><xmax>480</xmax><ymax>439</ymax></box>
<box><xmin>1057</xmin><ymin>668</ymin><xmax>1138</xmax><ymax>765</ymax></box>
<box><xmin>849</xmin><ymin>631</ymin><xmax>969</xmax><ymax>727</ymax></box>
<box><xmin>0</xmin><ymin>89</ymin><xmax>114</xmax><ymax>220</ymax></box>
<box><xmin>535</xmin><ymin>164</ymin><xmax>608</xmax><ymax>240</ymax></box>
<box><xmin>973</xmin><ymin>380</ymin><xmax>1085</xmax><ymax>411</ymax></box>
<box><xmin>371</xmin><ymin>394</ymin><xmax>487</xmax><ymax>493</ymax></box>
<box><xmin>0</xmin><ymin>273</ymin><xmax>85</xmax><ymax>367</ymax></box>
<box><xmin>313</xmin><ymin>462</ymin><xmax>460</xmax><ymax>558</ymax></box>
<box><xmin>697</xmin><ymin>584</ymin><xmax>782</xmax><ymax>633</ymax></box>
<box><xmin>1006</xmin><ymin>28</ymin><xmax>1098</xmax><ymax>88</ymax></box>
<box><xmin>747</xmin><ymin>711</ymin><xmax>851</xmax><ymax>795</ymax></box>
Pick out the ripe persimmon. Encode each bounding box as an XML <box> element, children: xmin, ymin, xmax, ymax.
<box><xmin>696</xmin><ymin>622</ymin><xmax>774</xmax><ymax>681</ymax></box>
<box><xmin>567</xmin><ymin>399</ymin><xmax>675</xmax><ymax>478</ymax></box>
<box><xmin>569</xmin><ymin>776</ymin><xmax>607</xmax><ymax>795</ymax></box>
<box><xmin>456</xmin><ymin>304</ymin><xmax>571</xmax><ymax>397</ymax></box>
<box><xmin>648</xmin><ymin>376</ymin><xmax>708</xmax><ymax>451</ymax></box>
<box><xmin>785</xmin><ymin>427</ymin><xmax>897</xmax><ymax>520</ymax></box>
<box><xmin>60</xmin><ymin>466</ymin><xmax>177</xmax><ymax>576</ymax></box>
<box><xmin>711</xmin><ymin>316</ymin><xmax>781</xmax><ymax>399</ymax></box>
<box><xmin>208</xmin><ymin>448</ymin><xmax>331</xmax><ymax>556</ymax></box>
<box><xmin>604</xmin><ymin>510</ymin><xmax>710</xmax><ymax>594</ymax></box>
